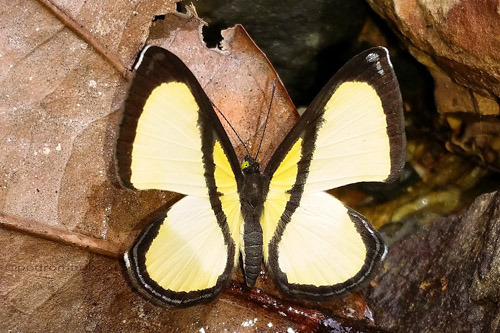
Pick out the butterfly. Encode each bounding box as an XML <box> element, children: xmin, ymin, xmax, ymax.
<box><xmin>116</xmin><ymin>45</ymin><xmax>405</xmax><ymax>307</ymax></box>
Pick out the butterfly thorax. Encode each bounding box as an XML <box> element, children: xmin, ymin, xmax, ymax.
<box><xmin>240</xmin><ymin>155</ymin><xmax>266</xmax><ymax>287</ymax></box>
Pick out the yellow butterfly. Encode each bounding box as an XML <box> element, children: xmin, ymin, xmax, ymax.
<box><xmin>116</xmin><ymin>45</ymin><xmax>405</xmax><ymax>307</ymax></box>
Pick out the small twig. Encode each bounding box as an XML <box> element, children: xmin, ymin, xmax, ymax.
<box><xmin>224</xmin><ymin>281</ymin><xmax>326</xmax><ymax>329</ymax></box>
<box><xmin>36</xmin><ymin>0</ymin><xmax>131</xmax><ymax>80</ymax></box>
<box><xmin>0</xmin><ymin>213</ymin><xmax>123</xmax><ymax>258</ymax></box>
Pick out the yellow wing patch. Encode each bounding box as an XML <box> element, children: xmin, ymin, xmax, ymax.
<box><xmin>144</xmin><ymin>196</ymin><xmax>228</xmax><ymax>292</ymax></box>
<box><xmin>129</xmin><ymin>82</ymin><xmax>208</xmax><ymax>197</ymax></box>
<box><xmin>262</xmin><ymin>139</ymin><xmax>302</xmax><ymax>260</ymax></box>
<box><xmin>213</xmin><ymin>141</ymin><xmax>242</xmax><ymax>261</ymax></box>
<box><xmin>304</xmin><ymin>81</ymin><xmax>391</xmax><ymax>193</ymax></box>
<box><xmin>277</xmin><ymin>192</ymin><xmax>367</xmax><ymax>286</ymax></box>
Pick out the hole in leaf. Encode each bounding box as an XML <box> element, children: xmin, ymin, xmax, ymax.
<box><xmin>153</xmin><ymin>15</ymin><xmax>165</xmax><ymax>22</ymax></box>
<box><xmin>176</xmin><ymin>2</ymin><xmax>186</xmax><ymax>14</ymax></box>
<box><xmin>202</xmin><ymin>23</ymin><xmax>226</xmax><ymax>49</ymax></box>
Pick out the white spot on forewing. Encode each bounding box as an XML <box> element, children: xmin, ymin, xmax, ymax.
<box><xmin>366</xmin><ymin>52</ymin><xmax>385</xmax><ymax>75</ymax></box>
<box><xmin>89</xmin><ymin>79</ymin><xmax>97</xmax><ymax>88</ymax></box>
<box><xmin>287</xmin><ymin>328</ymin><xmax>296</xmax><ymax>333</ymax></box>
<box><xmin>365</xmin><ymin>52</ymin><xmax>380</xmax><ymax>63</ymax></box>
<box><xmin>135</xmin><ymin>45</ymin><xmax>154</xmax><ymax>70</ymax></box>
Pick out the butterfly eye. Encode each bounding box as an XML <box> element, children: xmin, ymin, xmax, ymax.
<box><xmin>241</xmin><ymin>160</ymin><xmax>250</xmax><ymax>170</ymax></box>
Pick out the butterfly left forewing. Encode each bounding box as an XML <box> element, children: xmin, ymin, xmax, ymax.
<box><xmin>116</xmin><ymin>46</ymin><xmax>242</xmax><ymax>197</ymax></box>
<box><xmin>261</xmin><ymin>47</ymin><xmax>404</xmax><ymax>299</ymax></box>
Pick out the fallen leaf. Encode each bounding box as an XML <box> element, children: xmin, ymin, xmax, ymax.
<box><xmin>146</xmin><ymin>13</ymin><xmax>299</xmax><ymax>166</ymax></box>
<box><xmin>0</xmin><ymin>1</ymin><xmax>383</xmax><ymax>331</ymax></box>
<box><xmin>0</xmin><ymin>0</ymin><xmax>176</xmax><ymax>250</ymax></box>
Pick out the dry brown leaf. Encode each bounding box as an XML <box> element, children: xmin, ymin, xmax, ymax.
<box><xmin>1</xmin><ymin>0</ymin><xmax>176</xmax><ymax>252</ymax></box>
<box><xmin>0</xmin><ymin>1</ymin><xmax>381</xmax><ymax>331</ymax></box>
<box><xmin>146</xmin><ymin>15</ymin><xmax>298</xmax><ymax>166</ymax></box>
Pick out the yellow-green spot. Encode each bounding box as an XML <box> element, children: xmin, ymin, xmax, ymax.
<box><xmin>241</xmin><ymin>161</ymin><xmax>250</xmax><ymax>170</ymax></box>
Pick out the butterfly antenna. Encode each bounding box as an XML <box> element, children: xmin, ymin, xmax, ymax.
<box><xmin>255</xmin><ymin>79</ymin><xmax>277</xmax><ymax>160</ymax></box>
<box><xmin>211</xmin><ymin>101</ymin><xmax>251</xmax><ymax>157</ymax></box>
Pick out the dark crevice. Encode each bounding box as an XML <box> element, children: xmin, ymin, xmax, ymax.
<box><xmin>152</xmin><ymin>14</ymin><xmax>165</xmax><ymax>22</ymax></box>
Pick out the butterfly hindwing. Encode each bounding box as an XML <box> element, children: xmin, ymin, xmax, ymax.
<box><xmin>124</xmin><ymin>196</ymin><xmax>235</xmax><ymax>306</ymax></box>
<box><xmin>262</xmin><ymin>47</ymin><xmax>404</xmax><ymax>298</ymax></box>
<box><xmin>118</xmin><ymin>46</ymin><xmax>243</xmax><ymax>306</ymax></box>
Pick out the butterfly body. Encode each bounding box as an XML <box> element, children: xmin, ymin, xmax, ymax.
<box><xmin>239</xmin><ymin>159</ymin><xmax>266</xmax><ymax>287</ymax></box>
<box><xmin>117</xmin><ymin>45</ymin><xmax>405</xmax><ymax>307</ymax></box>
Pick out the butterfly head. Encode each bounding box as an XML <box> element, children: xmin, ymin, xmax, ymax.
<box><xmin>241</xmin><ymin>156</ymin><xmax>260</xmax><ymax>174</ymax></box>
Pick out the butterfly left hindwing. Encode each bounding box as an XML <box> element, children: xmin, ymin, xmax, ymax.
<box><xmin>117</xmin><ymin>46</ymin><xmax>243</xmax><ymax>307</ymax></box>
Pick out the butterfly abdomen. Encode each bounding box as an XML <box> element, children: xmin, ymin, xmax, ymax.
<box><xmin>240</xmin><ymin>172</ymin><xmax>266</xmax><ymax>287</ymax></box>
<box><xmin>242</xmin><ymin>224</ymin><xmax>263</xmax><ymax>287</ymax></box>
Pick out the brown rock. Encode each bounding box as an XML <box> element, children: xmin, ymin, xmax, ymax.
<box><xmin>365</xmin><ymin>191</ymin><xmax>500</xmax><ymax>332</ymax></box>
<box><xmin>367</xmin><ymin>0</ymin><xmax>500</xmax><ymax>168</ymax></box>
<box><xmin>367</xmin><ymin>0</ymin><xmax>500</xmax><ymax>115</ymax></box>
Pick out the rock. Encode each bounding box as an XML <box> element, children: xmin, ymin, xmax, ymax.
<box><xmin>367</xmin><ymin>0</ymin><xmax>500</xmax><ymax>116</ymax></box>
<box><xmin>366</xmin><ymin>0</ymin><xmax>500</xmax><ymax>168</ymax></box>
<box><xmin>364</xmin><ymin>191</ymin><xmax>500</xmax><ymax>332</ymax></box>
